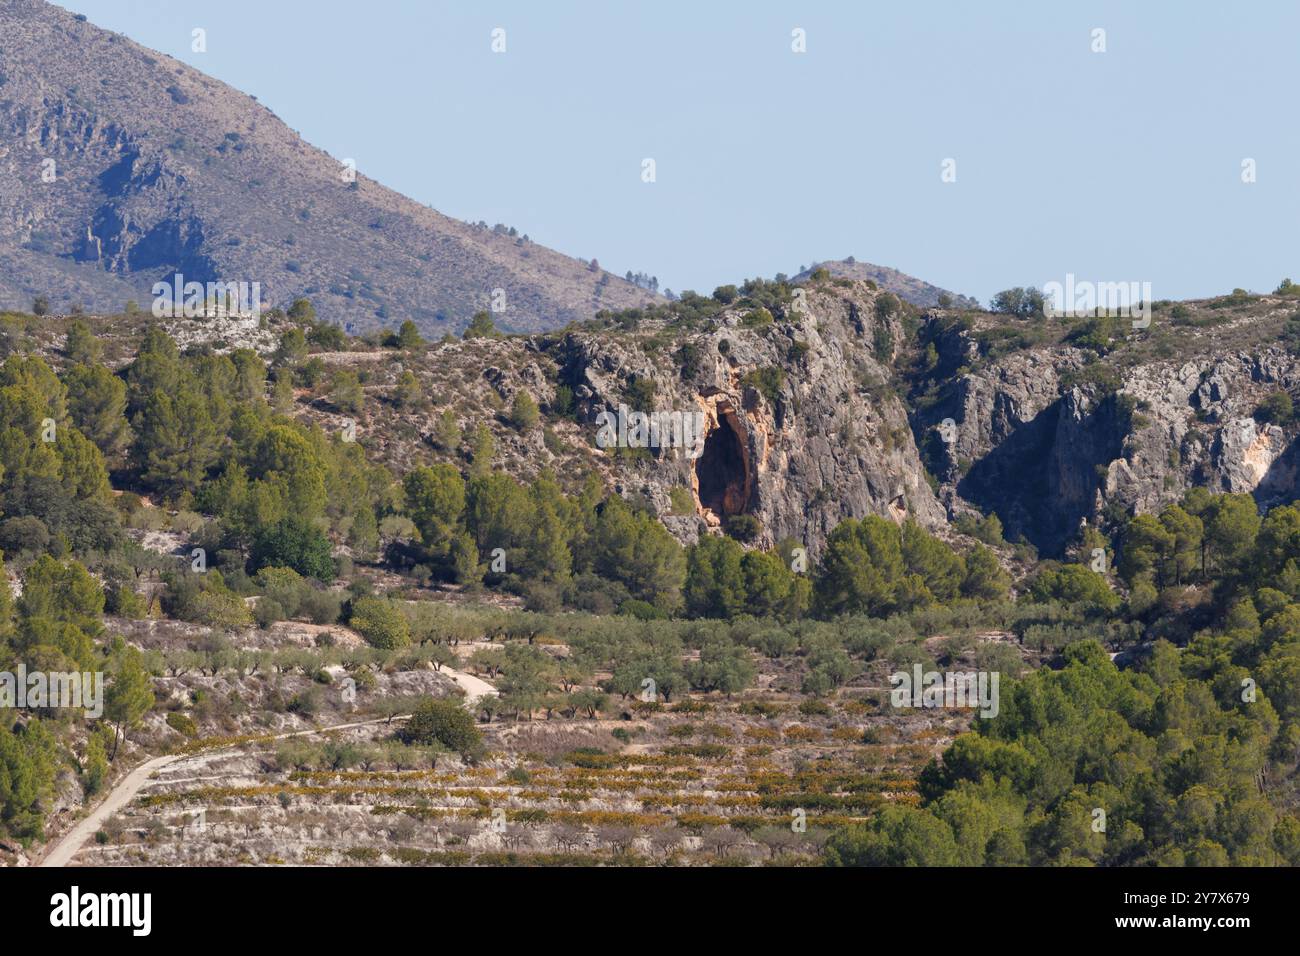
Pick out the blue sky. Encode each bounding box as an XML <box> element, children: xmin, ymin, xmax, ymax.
<box><xmin>58</xmin><ymin>0</ymin><xmax>1300</xmax><ymax>305</ymax></box>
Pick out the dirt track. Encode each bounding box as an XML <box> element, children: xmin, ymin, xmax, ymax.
<box><xmin>39</xmin><ymin>665</ymin><xmax>496</xmax><ymax>868</ymax></box>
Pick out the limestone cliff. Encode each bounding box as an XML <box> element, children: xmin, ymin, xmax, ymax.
<box><xmin>913</xmin><ymin>295</ymin><xmax>1300</xmax><ymax>555</ymax></box>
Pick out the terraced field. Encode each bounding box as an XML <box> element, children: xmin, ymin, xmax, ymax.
<box><xmin>71</xmin><ymin>695</ymin><xmax>964</xmax><ymax>866</ymax></box>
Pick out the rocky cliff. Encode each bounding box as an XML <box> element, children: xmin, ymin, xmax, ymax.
<box><xmin>552</xmin><ymin>281</ymin><xmax>948</xmax><ymax>556</ymax></box>
<box><xmin>914</xmin><ymin>294</ymin><xmax>1300</xmax><ymax>555</ymax></box>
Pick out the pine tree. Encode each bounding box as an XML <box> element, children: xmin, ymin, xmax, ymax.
<box><xmin>230</xmin><ymin>348</ymin><xmax>267</xmax><ymax>406</ymax></box>
<box><xmin>126</xmin><ymin>329</ymin><xmax>181</xmax><ymax>416</ymax></box>
<box><xmin>450</xmin><ymin>531</ymin><xmax>483</xmax><ymax>585</ymax></box>
<box><xmin>393</xmin><ymin>370</ymin><xmax>422</xmax><ymax>407</ymax></box>
<box><xmin>962</xmin><ymin>544</ymin><xmax>1010</xmax><ymax>600</ymax></box>
<box><xmin>521</xmin><ymin>498</ymin><xmax>571</xmax><ymax>583</ymax></box>
<box><xmin>685</xmin><ymin>534</ymin><xmax>747</xmax><ymax>618</ymax></box>
<box><xmin>252</xmin><ymin>425</ymin><xmax>327</xmax><ymax>520</ymax></box>
<box><xmin>404</xmin><ymin>464</ymin><xmax>466</xmax><ymax>554</ymax></box>
<box><xmin>510</xmin><ymin>391</ymin><xmax>539</xmax><ymax>431</ymax></box>
<box><xmin>134</xmin><ymin>387</ymin><xmax>219</xmax><ymax>496</ymax></box>
<box><xmin>815</xmin><ymin>516</ymin><xmax>906</xmax><ymax>616</ymax></box>
<box><xmin>64</xmin><ymin>364</ymin><xmax>130</xmax><ymax>461</ymax></box>
<box><xmin>63</xmin><ymin>318</ymin><xmax>101</xmax><ymax>365</ymax></box>
<box><xmin>104</xmin><ymin>646</ymin><xmax>155</xmax><ymax>759</ymax></box>
<box><xmin>272</xmin><ymin>370</ymin><xmax>296</xmax><ymax>414</ymax></box>
<box><xmin>0</xmin><ymin>355</ymin><xmax>67</xmax><ymax>424</ymax></box>
<box><xmin>434</xmin><ymin>409</ymin><xmax>461</xmax><ymax>450</ymax></box>
<box><xmin>468</xmin><ymin>424</ymin><xmax>495</xmax><ymax>477</ymax></box>
<box><xmin>398</xmin><ymin>320</ymin><xmax>423</xmax><ymax>350</ymax></box>
<box><xmin>0</xmin><ymin>550</ymin><xmax>13</xmax><ymax>639</ymax></box>
<box><xmin>463</xmin><ymin>311</ymin><xmax>498</xmax><ymax>339</ymax></box>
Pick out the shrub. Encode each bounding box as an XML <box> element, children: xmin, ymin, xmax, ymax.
<box><xmin>254</xmin><ymin>597</ymin><xmax>286</xmax><ymax>629</ymax></box>
<box><xmin>669</xmin><ymin>486</ymin><xmax>695</xmax><ymax>516</ymax></box>
<box><xmin>105</xmin><ymin>582</ymin><xmax>147</xmax><ymax>619</ymax></box>
<box><xmin>255</xmin><ymin>566</ymin><xmax>306</xmax><ymax>618</ymax></box>
<box><xmin>723</xmin><ymin>514</ymin><xmax>762</xmax><ymax>542</ymax></box>
<box><xmin>288</xmin><ymin>687</ymin><xmax>322</xmax><ymax>716</ymax></box>
<box><xmin>463</xmin><ymin>311</ymin><xmax>498</xmax><ymax>339</ymax></box>
<box><xmin>299</xmin><ymin>588</ymin><xmax>344</xmax><ymax>625</ymax></box>
<box><xmin>250</xmin><ymin>516</ymin><xmax>335</xmax><ymax>581</ymax></box>
<box><xmin>164</xmin><ymin>571</ymin><xmax>253</xmax><ymax>630</ymax></box>
<box><xmin>165</xmin><ymin>712</ymin><xmax>199</xmax><ymax>738</ymax></box>
<box><xmin>401</xmin><ymin>698</ymin><xmax>484</xmax><ymax>759</ymax></box>
<box><xmin>349</xmin><ymin>597</ymin><xmax>411</xmax><ymax>648</ymax></box>
<box><xmin>740</xmin><ymin>366</ymin><xmax>785</xmax><ymax>405</ymax></box>
<box><xmin>1256</xmin><ymin>391</ymin><xmax>1295</xmax><ymax>425</ymax></box>
<box><xmin>510</xmin><ymin>391</ymin><xmax>540</xmax><ymax>431</ymax></box>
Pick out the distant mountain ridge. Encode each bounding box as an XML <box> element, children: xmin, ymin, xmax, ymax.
<box><xmin>0</xmin><ymin>0</ymin><xmax>659</xmax><ymax>334</ymax></box>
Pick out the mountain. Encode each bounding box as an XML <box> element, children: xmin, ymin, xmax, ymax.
<box><xmin>0</xmin><ymin>0</ymin><xmax>659</xmax><ymax>334</ymax></box>
<box><xmin>793</xmin><ymin>258</ymin><xmax>979</xmax><ymax>309</ymax></box>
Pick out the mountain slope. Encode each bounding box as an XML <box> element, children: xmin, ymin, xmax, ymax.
<box><xmin>0</xmin><ymin>0</ymin><xmax>658</xmax><ymax>333</ymax></box>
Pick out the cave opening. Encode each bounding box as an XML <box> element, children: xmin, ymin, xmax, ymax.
<box><xmin>696</xmin><ymin>408</ymin><xmax>750</xmax><ymax>517</ymax></box>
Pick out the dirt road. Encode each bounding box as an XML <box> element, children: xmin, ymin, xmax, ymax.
<box><xmin>39</xmin><ymin>664</ymin><xmax>495</xmax><ymax>868</ymax></box>
<box><xmin>442</xmin><ymin>666</ymin><xmax>497</xmax><ymax>700</ymax></box>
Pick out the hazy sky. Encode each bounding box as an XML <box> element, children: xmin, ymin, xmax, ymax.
<box><xmin>58</xmin><ymin>1</ymin><xmax>1300</xmax><ymax>305</ymax></box>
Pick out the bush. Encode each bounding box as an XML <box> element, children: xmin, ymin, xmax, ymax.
<box><xmin>463</xmin><ymin>311</ymin><xmax>498</xmax><ymax>339</ymax></box>
<box><xmin>619</xmin><ymin>598</ymin><xmax>667</xmax><ymax>620</ymax></box>
<box><xmin>165</xmin><ymin>712</ymin><xmax>199</xmax><ymax>738</ymax></box>
<box><xmin>0</xmin><ymin>516</ymin><xmax>50</xmax><ymax>558</ymax></box>
<box><xmin>349</xmin><ymin>596</ymin><xmax>411</xmax><ymax>648</ymax></box>
<box><xmin>299</xmin><ymin>588</ymin><xmax>344</xmax><ymax>625</ymax></box>
<box><xmin>988</xmin><ymin>287</ymin><xmax>1045</xmax><ymax>320</ymax></box>
<box><xmin>401</xmin><ymin>698</ymin><xmax>483</xmax><ymax>758</ymax></box>
<box><xmin>254</xmin><ymin>597</ymin><xmax>286</xmax><ymax>629</ymax></box>
<box><xmin>740</xmin><ymin>367</ymin><xmax>785</xmax><ymax>404</ymax></box>
<box><xmin>255</xmin><ymin>566</ymin><xmax>306</xmax><ymax>618</ymax></box>
<box><xmin>163</xmin><ymin>570</ymin><xmax>252</xmax><ymax>630</ymax></box>
<box><xmin>1026</xmin><ymin>563</ymin><xmax>1120</xmax><ymax>612</ymax></box>
<box><xmin>250</xmin><ymin>516</ymin><xmax>335</xmax><ymax>581</ymax></box>
<box><xmin>288</xmin><ymin>687</ymin><xmax>322</xmax><ymax>716</ymax></box>
<box><xmin>105</xmin><ymin>582</ymin><xmax>147</xmax><ymax>619</ymax></box>
<box><xmin>724</xmin><ymin>514</ymin><xmax>762</xmax><ymax>543</ymax></box>
<box><xmin>1256</xmin><ymin>391</ymin><xmax>1295</xmax><ymax>426</ymax></box>
<box><xmin>510</xmin><ymin>391</ymin><xmax>539</xmax><ymax>431</ymax></box>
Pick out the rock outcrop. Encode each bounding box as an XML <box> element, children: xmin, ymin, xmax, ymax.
<box><xmin>550</xmin><ymin>282</ymin><xmax>947</xmax><ymax>557</ymax></box>
<box><xmin>918</xmin><ymin>310</ymin><xmax>1300</xmax><ymax>555</ymax></box>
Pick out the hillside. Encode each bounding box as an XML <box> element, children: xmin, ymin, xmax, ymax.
<box><xmin>5</xmin><ymin>271</ymin><xmax>1300</xmax><ymax>871</ymax></box>
<box><xmin>794</xmin><ymin>258</ymin><xmax>979</xmax><ymax>310</ymax></box>
<box><xmin>18</xmin><ymin>272</ymin><xmax>1300</xmax><ymax>564</ymax></box>
<box><xmin>0</xmin><ymin>0</ymin><xmax>659</xmax><ymax>334</ymax></box>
